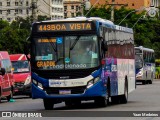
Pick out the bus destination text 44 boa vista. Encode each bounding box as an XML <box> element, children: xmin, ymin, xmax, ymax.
<box><xmin>25</xmin><ymin>17</ymin><xmax>136</xmax><ymax>110</ymax></box>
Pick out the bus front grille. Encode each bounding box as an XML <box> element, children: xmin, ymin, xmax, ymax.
<box><xmin>45</xmin><ymin>86</ymin><xmax>86</xmax><ymax>95</ymax></box>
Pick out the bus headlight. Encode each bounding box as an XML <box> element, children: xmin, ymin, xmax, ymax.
<box><xmin>24</xmin><ymin>76</ymin><xmax>31</xmax><ymax>85</ymax></box>
<box><xmin>136</xmin><ymin>68</ymin><xmax>143</xmax><ymax>77</ymax></box>
<box><xmin>32</xmin><ymin>79</ymin><xmax>43</xmax><ymax>89</ymax></box>
<box><xmin>87</xmin><ymin>77</ymin><xmax>100</xmax><ymax>89</ymax></box>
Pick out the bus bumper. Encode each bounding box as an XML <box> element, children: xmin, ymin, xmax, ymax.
<box><xmin>32</xmin><ymin>81</ymin><xmax>107</xmax><ymax>100</ymax></box>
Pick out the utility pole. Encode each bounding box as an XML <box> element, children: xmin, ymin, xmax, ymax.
<box><xmin>81</xmin><ymin>0</ymin><xmax>84</xmax><ymax>16</ymax></box>
<box><xmin>110</xmin><ymin>0</ymin><xmax>115</xmax><ymax>22</ymax></box>
<box><xmin>31</xmin><ymin>0</ymin><xmax>38</xmax><ymax>22</ymax></box>
<box><xmin>109</xmin><ymin>0</ymin><xmax>128</xmax><ymax>22</ymax></box>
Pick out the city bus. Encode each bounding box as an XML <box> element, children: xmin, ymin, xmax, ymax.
<box><xmin>135</xmin><ymin>46</ymin><xmax>155</xmax><ymax>84</ymax></box>
<box><xmin>24</xmin><ymin>17</ymin><xmax>136</xmax><ymax>110</ymax></box>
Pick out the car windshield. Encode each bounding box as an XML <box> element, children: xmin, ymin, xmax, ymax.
<box><xmin>12</xmin><ymin>61</ymin><xmax>30</xmax><ymax>73</ymax></box>
<box><xmin>34</xmin><ymin>35</ymin><xmax>100</xmax><ymax>70</ymax></box>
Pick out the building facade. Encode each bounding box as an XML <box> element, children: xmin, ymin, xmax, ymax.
<box><xmin>0</xmin><ymin>0</ymin><xmax>64</xmax><ymax>22</ymax></box>
<box><xmin>51</xmin><ymin>0</ymin><xmax>64</xmax><ymax>20</ymax></box>
<box><xmin>151</xmin><ymin>0</ymin><xmax>160</xmax><ymax>7</ymax></box>
<box><xmin>64</xmin><ymin>0</ymin><xmax>82</xmax><ymax>18</ymax></box>
<box><xmin>89</xmin><ymin>0</ymin><xmax>160</xmax><ymax>10</ymax></box>
<box><xmin>0</xmin><ymin>0</ymin><xmax>32</xmax><ymax>22</ymax></box>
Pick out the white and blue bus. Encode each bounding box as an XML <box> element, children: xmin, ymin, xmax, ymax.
<box><xmin>135</xmin><ymin>46</ymin><xmax>155</xmax><ymax>84</ymax></box>
<box><xmin>25</xmin><ymin>17</ymin><xmax>136</xmax><ymax>110</ymax></box>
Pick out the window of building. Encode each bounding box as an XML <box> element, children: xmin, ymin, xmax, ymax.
<box><xmin>132</xmin><ymin>3</ymin><xmax>134</xmax><ymax>6</ymax></box>
<box><xmin>19</xmin><ymin>2</ymin><xmax>23</xmax><ymax>6</ymax></box>
<box><xmin>71</xmin><ymin>13</ymin><xmax>74</xmax><ymax>17</ymax></box>
<box><xmin>7</xmin><ymin>2</ymin><xmax>10</xmax><ymax>6</ymax></box>
<box><xmin>0</xmin><ymin>2</ymin><xmax>2</xmax><ymax>6</ymax></box>
<box><xmin>0</xmin><ymin>10</ymin><xmax>2</xmax><ymax>14</ymax></box>
<box><xmin>71</xmin><ymin>5</ymin><xmax>74</xmax><ymax>9</ymax></box>
<box><xmin>15</xmin><ymin>9</ymin><xmax>18</xmax><ymax>14</ymax></box>
<box><xmin>15</xmin><ymin>2</ymin><xmax>18</xmax><ymax>6</ymax></box>
<box><xmin>15</xmin><ymin>16</ymin><xmax>20</xmax><ymax>21</ymax></box>
<box><xmin>7</xmin><ymin>18</ymin><xmax>11</xmax><ymax>22</ymax></box>
<box><xmin>26</xmin><ymin>1</ymin><xmax>29</xmax><ymax>6</ymax></box>
<box><xmin>7</xmin><ymin>10</ymin><xmax>10</xmax><ymax>14</ymax></box>
<box><xmin>0</xmin><ymin>18</ymin><xmax>2</xmax><ymax>20</ymax></box>
<box><xmin>64</xmin><ymin>13</ymin><xmax>67</xmax><ymax>18</ymax></box>
<box><xmin>76</xmin><ymin>5</ymin><xmax>79</xmax><ymax>11</ymax></box>
<box><xmin>19</xmin><ymin>9</ymin><xmax>23</xmax><ymax>14</ymax></box>
<box><xmin>26</xmin><ymin>9</ymin><xmax>29</xmax><ymax>14</ymax></box>
<box><xmin>64</xmin><ymin>6</ymin><xmax>67</xmax><ymax>11</ymax></box>
<box><xmin>55</xmin><ymin>15</ymin><xmax>57</xmax><ymax>19</ymax></box>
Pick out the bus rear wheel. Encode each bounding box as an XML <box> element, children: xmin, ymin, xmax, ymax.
<box><xmin>120</xmin><ymin>81</ymin><xmax>128</xmax><ymax>104</ymax></box>
<box><xmin>149</xmin><ymin>80</ymin><xmax>152</xmax><ymax>84</ymax></box>
<box><xmin>111</xmin><ymin>96</ymin><xmax>119</xmax><ymax>104</ymax></box>
<box><xmin>142</xmin><ymin>81</ymin><xmax>146</xmax><ymax>85</ymax></box>
<box><xmin>43</xmin><ymin>99</ymin><xmax>54</xmax><ymax>110</ymax></box>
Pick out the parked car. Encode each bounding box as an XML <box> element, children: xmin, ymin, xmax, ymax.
<box><xmin>0</xmin><ymin>51</ymin><xmax>14</xmax><ymax>102</ymax></box>
<box><xmin>9</xmin><ymin>54</ymin><xmax>31</xmax><ymax>97</ymax></box>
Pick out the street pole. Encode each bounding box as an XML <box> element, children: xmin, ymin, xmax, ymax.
<box><xmin>111</xmin><ymin>0</ymin><xmax>115</xmax><ymax>22</ymax></box>
<box><xmin>109</xmin><ymin>0</ymin><xmax>128</xmax><ymax>22</ymax></box>
<box><xmin>81</xmin><ymin>0</ymin><xmax>84</xmax><ymax>16</ymax></box>
<box><xmin>31</xmin><ymin>0</ymin><xmax>37</xmax><ymax>22</ymax></box>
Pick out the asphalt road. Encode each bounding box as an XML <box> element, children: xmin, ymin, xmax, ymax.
<box><xmin>0</xmin><ymin>79</ymin><xmax>160</xmax><ymax>120</ymax></box>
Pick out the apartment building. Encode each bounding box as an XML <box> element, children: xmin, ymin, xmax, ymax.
<box><xmin>64</xmin><ymin>0</ymin><xmax>82</xmax><ymax>18</ymax></box>
<box><xmin>0</xmin><ymin>0</ymin><xmax>64</xmax><ymax>22</ymax></box>
<box><xmin>0</xmin><ymin>0</ymin><xmax>31</xmax><ymax>22</ymax></box>
<box><xmin>51</xmin><ymin>0</ymin><xmax>64</xmax><ymax>20</ymax></box>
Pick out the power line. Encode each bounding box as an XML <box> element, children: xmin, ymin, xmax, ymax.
<box><xmin>41</xmin><ymin>0</ymin><xmax>52</xmax><ymax>8</ymax></box>
<box><xmin>38</xmin><ymin>8</ymin><xmax>50</xmax><ymax>16</ymax></box>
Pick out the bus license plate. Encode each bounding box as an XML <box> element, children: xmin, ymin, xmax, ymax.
<box><xmin>59</xmin><ymin>90</ymin><xmax>71</xmax><ymax>94</ymax></box>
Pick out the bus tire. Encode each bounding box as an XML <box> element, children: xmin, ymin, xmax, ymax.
<box><xmin>95</xmin><ymin>96</ymin><xmax>108</xmax><ymax>107</ymax></box>
<box><xmin>120</xmin><ymin>79</ymin><xmax>128</xmax><ymax>104</ymax></box>
<box><xmin>43</xmin><ymin>99</ymin><xmax>54</xmax><ymax>110</ymax></box>
<box><xmin>111</xmin><ymin>96</ymin><xmax>119</xmax><ymax>104</ymax></box>
<box><xmin>142</xmin><ymin>81</ymin><xmax>146</xmax><ymax>85</ymax></box>
<box><xmin>149</xmin><ymin>80</ymin><xmax>152</xmax><ymax>84</ymax></box>
<box><xmin>65</xmin><ymin>100</ymin><xmax>81</xmax><ymax>107</ymax></box>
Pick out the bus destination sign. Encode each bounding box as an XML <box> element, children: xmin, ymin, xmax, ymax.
<box><xmin>37</xmin><ymin>22</ymin><xmax>93</xmax><ymax>32</ymax></box>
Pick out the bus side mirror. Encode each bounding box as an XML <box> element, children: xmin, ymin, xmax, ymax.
<box><xmin>24</xmin><ymin>37</ymin><xmax>30</xmax><ymax>56</ymax></box>
<box><xmin>101</xmin><ymin>41</ymin><xmax>108</xmax><ymax>51</ymax></box>
<box><xmin>24</xmin><ymin>43</ymin><xmax>29</xmax><ymax>55</ymax></box>
<box><xmin>0</xmin><ymin>68</ymin><xmax>6</xmax><ymax>75</ymax></box>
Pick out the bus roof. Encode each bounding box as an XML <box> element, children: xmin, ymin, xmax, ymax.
<box><xmin>34</xmin><ymin>17</ymin><xmax>133</xmax><ymax>33</ymax></box>
<box><xmin>135</xmin><ymin>46</ymin><xmax>154</xmax><ymax>52</ymax></box>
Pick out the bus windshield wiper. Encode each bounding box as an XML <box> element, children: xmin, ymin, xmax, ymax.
<box><xmin>47</xmin><ymin>37</ymin><xmax>57</xmax><ymax>52</ymax></box>
<box><xmin>70</xmin><ymin>36</ymin><xmax>80</xmax><ymax>50</ymax></box>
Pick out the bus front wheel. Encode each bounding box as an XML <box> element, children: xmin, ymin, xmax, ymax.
<box><xmin>43</xmin><ymin>99</ymin><xmax>54</xmax><ymax>110</ymax></box>
<box><xmin>95</xmin><ymin>96</ymin><xmax>108</xmax><ymax>107</ymax></box>
<box><xmin>65</xmin><ymin>100</ymin><xmax>81</xmax><ymax>107</ymax></box>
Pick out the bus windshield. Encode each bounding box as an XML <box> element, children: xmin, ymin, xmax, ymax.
<box><xmin>12</xmin><ymin>61</ymin><xmax>30</xmax><ymax>73</ymax></box>
<box><xmin>34</xmin><ymin>35</ymin><xmax>100</xmax><ymax>70</ymax></box>
<box><xmin>135</xmin><ymin>54</ymin><xmax>143</xmax><ymax>69</ymax></box>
